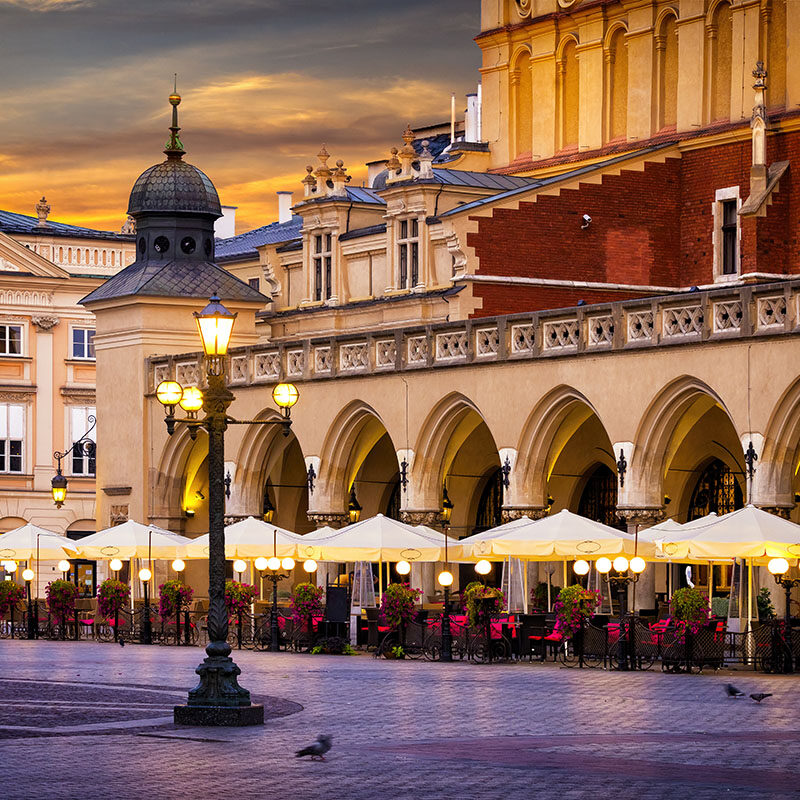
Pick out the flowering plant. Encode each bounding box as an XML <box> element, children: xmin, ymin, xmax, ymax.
<box><xmin>158</xmin><ymin>579</ymin><xmax>194</xmax><ymax>620</ymax></box>
<box><xmin>0</xmin><ymin>580</ymin><xmax>25</xmax><ymax>616</ymax></box>
<box><xmin>97</xmin><ymin>578</ymin><xmax>130</xmax><ymax>619</ymax></box>
<box><xmin>225</xmin><ymin>580</ymin><xmax>257</xmax><ymax>613</ymax></box>
<box><xmin>290</xmin><ymin>582</ymin><xmax>324</xmax><ymax>621</ymax></box>
<box><xmin>463</xmin><ymin>582</ymin><xmax>504</xmax><ymax>628</ymax></box>
<box><xmin>670</xmin><ymin>587</ymin><xmax>710</xmax><ymax>632</ymax></box>
<box><xmin>553</xmin><ymin>584</ymin><xmax>601</xmax><ymax>637</ymax></box>
<box><xmin>45</xmin><ymin>579</ymin><xmax>79</xmax><ymax>624</ymax></box>
<box><xmin>379</xmin><ymin>582</ymin><xmax>421</xmax><ymax>629</ymax></box>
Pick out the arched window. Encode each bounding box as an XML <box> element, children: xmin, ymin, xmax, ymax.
<box><xmin>657</xmin><ymin>15</ymin><xmax>678</xmax><ymax>129</ymax></box>
<box><xmin>688</xmin><ymin>459</ymin><xmax>743</xmax><ymax>520</ymax></box>
<box><xmin>578</xmin><ymin>464</ymin><xmax>624</xmax><ymax>529</ymax></box>
<box><xmin>475</xmin><ymin>467</ymin><xmax>503</xmax><ymax>533</ymax></box>
<box><xmin>512</xmin><ymin>50</ymin><xmax>533</xmax><ymax>159</ymax></box>
<box><xmin>608</xmin><ymin>28</ymin><xmax>628</xmax><ymax>141</ymax></box>
<box><xmin>709</xmin><ymin>1</ymin><xmax>732</xmax><ymax>122</ymax></box>
<box><xmin>561</xmin><ymin>39</ymin><xmax>580</xmax><ymax>149</ymax></box>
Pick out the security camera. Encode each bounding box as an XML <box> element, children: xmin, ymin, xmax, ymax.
<box><xmin>581</xmin><ymin>214</ymin><xmax>592</xmax><ymax>229</ymax></box>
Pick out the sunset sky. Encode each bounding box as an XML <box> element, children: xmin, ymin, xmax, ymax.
<box><xmin>0</xmin><ymin>0</ymin><xmax>480</xmax><ymax>234</ymax></box>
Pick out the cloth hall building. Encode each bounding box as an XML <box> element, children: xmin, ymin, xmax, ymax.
<box><xmin>73</xmin><ymin>0</ymin><xmax>800</xmax><ymax>613</ymax></box>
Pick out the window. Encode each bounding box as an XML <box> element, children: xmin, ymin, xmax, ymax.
<box><xmin>70</xmin><ymin>406</ymin><xmax>96</xmax><ymax>476</ymax></box>
<box><xmin>397</xmin><ymin>219</ymin><xmax>419</xmax><ymax>289</ymax></box>
<box><xmin>72</xmin><ymin>328</ymin><xmax>95</xmax><ymax>359</ymax></box>
<box><xmin>0</xmin><ymin>325</ymin><xmax>22</xmax><ymax>357</ymax></box>
<box><xmin>0</xmin><ymin>404</ymin><xmax>24</xmax><ymax>473</ymax></box>
<box><xmin>248</xmin><ymin>277</ymin><xmax>260</xmax><ymax>292</ymax></box>
<box><xmin>312</xmin><ymin>234</ymin><xmax>332</xmax><ymax>301</ymax></box>
<box><xmin>721</xmin><ymin>200</ymin><xmax>738</xmax><ymax>275</ymax></box>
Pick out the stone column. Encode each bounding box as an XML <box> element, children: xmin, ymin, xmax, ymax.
<box><xmin>617</xmin><ymin>507</ymin><xmax>664</xmax><ymax>612</ymax></box>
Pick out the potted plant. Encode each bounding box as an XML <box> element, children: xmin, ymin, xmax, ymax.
<box><xmin>45</xmin><ymin>579</ymin><xmax>79</xmax><ymax>638</ymax></box>
<box><xmin>97</xmin><ymin>578</ymin><xmax>130</xmax><ymax>627</ymax></box>
<box><xmin>310</xmin><ymin>636</ymin><xmax>356</xmax><ymax>655</ymax></box>
<box><xmin>290</xmin><ymin>582</ymin><xmax>324</xmax><ymax>643</ymax></box>
<box><xmin>224</xmin><ymin>580</ymin><xmax>258</xmax><ymax>613</ymax></box>
<box><xmin>553</xmin><ymin>584</ymin><xmax>601</xmax><ymax>637</ymax></box>
<box><xmin>464</xmin><ymin>581</ymin><xmax>504</xmax><ymax>629</ymax></box>
<box><xmin>670</xmin><ymin>586</ymin><xmax>710</xmax><ymax>632</ymax></box>
<box><xmin>757</xmin><ymin>588</ymin><xmax>776</xmax><ymax>622</ymax></box>
<box><xmin>158</xmin><ymin>579</ymin><xmax>194</xmax><ymax>620</ymax></box>
<box><xmin>379</xmin><ymin>583</ymin><xmax>421</xmax><ymax>631</ymax></box>
<box><xmin>0</xmin><ymin>580</ymin><xmax>25</xmax><ymax>623</ymax></box>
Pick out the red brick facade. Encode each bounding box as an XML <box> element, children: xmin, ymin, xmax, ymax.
<box><xmin>466</xmin><ymin>128</ymin><xmax>798</xmax><ymax>318</ymax></box>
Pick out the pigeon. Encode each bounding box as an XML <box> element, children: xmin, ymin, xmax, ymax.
<box><xmin>750</xmin><ymin>693</ymin><xmax>772</xmax><ymax>703</ymax></box>
<box><xmin>119</xmin><ymin>637</ymin><xmax>125</xmax><ymax>647</ymax></box>
<box><xmin>295</xmin><ymin>734</ymin><xmax>333</xmax><ymax>761</ymax></box>
<box><xmin>725</xmin><ymin>683</ymin><xmax>745</xmax><ymax>698</ymax></box>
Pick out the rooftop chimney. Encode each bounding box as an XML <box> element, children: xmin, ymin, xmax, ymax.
<box><xmin>277</xmin><ymin>191</ymin><xmax>293</xmax><ymax>224</ymax></box>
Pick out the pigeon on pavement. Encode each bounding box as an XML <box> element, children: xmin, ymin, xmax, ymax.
<box><xmin>725</xmin><ymin>683</ymin><xmax>745</xmax><ymax>698</ymax></box>
<box><xmin>119</xmin><ymin>637</ymin><xmax>125</xmax><ymax>647</ymax></box>
<box><xmin>296</xmin><ymin>734</ymin><xmax>333</xmax><ymax>761</ymax></box>
<box><xmin>750</xmin><ymin>693</ymin><xmax>773</xmax><ymax>703</ymax></box>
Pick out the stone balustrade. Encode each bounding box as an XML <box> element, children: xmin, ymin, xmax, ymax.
<box><xmin>148</xmin><ymin>279</ymin><xmax>800</xmax><ymax>389</ymax></box>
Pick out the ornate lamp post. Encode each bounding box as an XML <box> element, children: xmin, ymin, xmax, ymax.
<box><xmin>138</xmin><ymin>566</ymin><xmax>153</xmax><ymax>644</ymax></box>
<box><xmin>437</xmin><ymin>486</ymin><xmax>455</xmax><ymax>662</ymax></box>
<box><xmin>595</xmin><ymin>555</ymin><xmax>646</xmax><ymax>671</ymax></box>
<box><xmin>22</xmin><ymin>567</ymin><xmax>35</xmax><ymax>639</ymax></box>
<box><xmin>156</xmin><ymin>295</ymin><xmax>299</xmax><ymax>726</ymax></box>
<box><xmin>767</xmin><ymin>558</ymin><xmax>798</xmax><ymax>674</ymax></box>
<box><xmin>51</xmin><ymin>416</ymin><xmax>96</xmax><ymax>508</ymax></box>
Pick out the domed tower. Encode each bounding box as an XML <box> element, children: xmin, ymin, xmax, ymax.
<box><xmin>82</xmin><ymin>89</ymin><xmax>263</xmax><ymax>305</ymax></box>
<box><xmin>81</xmin><ymin>89</ymin><xmax>264</xmax><ymax>533</ymax></box>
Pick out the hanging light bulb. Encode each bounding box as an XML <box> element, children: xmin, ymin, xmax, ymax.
<box><xmin>396</xmin><ymin>560</ymin><xmax>411</xmax><ymax>575</ymax></box>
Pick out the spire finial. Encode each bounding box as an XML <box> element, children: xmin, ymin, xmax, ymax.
<box><xmin>165</xmin><ymin>75</ymin><xmax>185</xmax><ymax>160</ymax></box>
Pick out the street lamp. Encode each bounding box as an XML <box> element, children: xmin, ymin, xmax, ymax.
<box><xmin>22</xmin><ymin>568</ymin><xmax>35</xmax><ymax>639</ymax></box>
<box><xmin>262</xmin><ymin>492</ymin><xmax>275</xmax><ymax>524</ymax></box>
<box><xmin>138</xmin><ymin>567</ymin><xmax>152</xmax><ymax>645</ymax></box>
<box><xmin>157</xmin><ymin>295</ymin><xmax>298</xmax><ymax>726</ymax></box>
<box><xmin>595</xmin><ymin>555</ymin><xmax>646</xmax><ymax>671</ymax></box>
<box><xmin>172</xmin><ymin>559</ymin><xmax>186</xmax><ymax>574</ymax></box>
<box><xmin>767</xmin><ymin>558</ymin><xmax>798</xmax><ymax>673</ymax></box>
<box><xmin>58</xmin><ymin>559</ymin><xmax>71</xmax><ymax>579</ymax></box>
<box><xmin>347</xmin><ymin>486</ymin><xmax>362</xmax><ymax>524</ymax></box>
<box><xmin>51</xmin><ymin>416</ymin><xmax>96</xmax><ymax>508</ymax></box>
<box><xmin>438</xmin><ymin>489</ymin><xmax>455</xmax><ymax>663</ymax></box>
<box><xmin>396</xmin><ymin>560</ymin><xmax>411</xmax><ymax>576</ymax></box>
<box><xmin>257</xmin><ymin>545</ymin><xmax>295</xmax><ymax>653</ymax></box>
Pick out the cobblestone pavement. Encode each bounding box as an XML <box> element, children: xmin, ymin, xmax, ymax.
<box><xmin>1</xmin><ymin>640</ymin><xmax>799</xmax><ymax>799</ymax></box>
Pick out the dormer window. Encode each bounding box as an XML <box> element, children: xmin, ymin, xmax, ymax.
<box><xmin>398</xmin><ymin>218</ymin><xmax>419</xmax><ymax>289</ymax></box>
<box><xmin>313</xmin><ymin>234</ymin><xmax>332</xmax><ymax>301</ymax></box>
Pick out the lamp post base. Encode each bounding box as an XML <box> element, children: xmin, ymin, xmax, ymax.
<box><xmin>174</xmin><ymin>703</ymin><xmax>264</xmax><ymax>727</ymax></box>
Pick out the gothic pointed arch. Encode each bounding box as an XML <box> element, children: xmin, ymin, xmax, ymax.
<box><xmin>758</xmin><ymin>377</ymin><xmax>800</xmax><ymax>506</ymax></box>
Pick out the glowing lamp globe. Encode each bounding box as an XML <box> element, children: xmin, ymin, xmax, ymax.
<box><xmin>396</xmin><ymin>560</ymin><xmax>411</xmax><ymax>575</ymax></box>
<box><xmin>22</xmin><ymin>568</ymin><xmax>34</xmax><ymax>582</ymax></box>
<box><xmin>4</xmin><ymin>561</ymin><xmax>17</xmax><ymax>573</ymax></box>
<box><xmin>267</xmin><ymin>557</ymin><xmax>281</xmax><ymax>571</ymax></box>
<box><xmin>172</xmin><ymin>559</ymin><xmax>186</xmax><ymax>572</ymax></box>
<box><xmin>179</xmin><ymin>386</ymin><xmax>203</xmax><ymax>413</ymax></box>
<box><xmin>437</xmin><ymin>570</ymin><xmax>453</xmax><ymax>587</ymax></box>
<box><xmin>303</xmin><ymin>559</ymin><xmax>318</xmax><ymax>574</ymax></box>
<box><xmin>138</xmin><ymin>568</ymin><xmax>152</xmax><ymax>582</ymax></box>
<box><xmin>233</xmin><ymin>560</ymin><xmax>247</xmax><ymax>575</ymax></box>
<box><xmin>630</xmin><ymin>556</ymin><xmax>646</xmax><ymax>574</ymax></box>
<box><xmin>573</xmin><ymin>559</ymin><xmax>590</xmax><ymax>576</ymax></box>
<box><xmin>194</xmin><ymin>295</ymin><xmax>237</xmax><ymax>357</ymax></box>
<box><xmin>254</xmin><ymin>557</ymin><xmax>269</xmax><ymax>571</ymax></box>
<box><xmin>58</xmin><ymin>560</ymin><xmax>71</xmax><ymax>573</ymax></box>
<box><xmin>768</xmin><ymin>557</ymin><xmax>790</xmax><ymax>576</ymax></box>
<box><xmin>272</xmin><ymin>383</ymin><xmax>299</xmax><ymax>409</ymax></box>
<box><xmin>281</xmin><ymin>557</ymin><xmax>295</xmax><ymax>571</ymax></box>
<box><xmin>475</xmin><ymin>560</ymin><xmax>492</xmax><ymax>576</ymax></box>
<box><xmin>110</xmin><ymin>558</ymin><xmax>123</xmax><ymax>572</ymax></box>
<box><xmin>156</xmin><ymin>380</ymin><xmax>183</xmax><ymax>408</ymax></box>
<box><xmin>596</xmin><ymin>557</ymin><xmax>612</xmax><ymax>574</ymax></box>
<box><xmin>613</xmin><ymin>556</ymin><xmax>630</xmax><ymax>573</ymax></box>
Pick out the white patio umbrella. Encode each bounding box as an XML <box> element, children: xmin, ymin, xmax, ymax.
<box><xmin>76</xmin><ymin>520</ymin><xmax>191</xmax><ymax>560</ymax></box>
<box><xmin>185</xmin><ymin>517</ymin><xmax>304</xmax><ymax>559</ymax></box>
<box><xmin>0</xmin><ymin>523</ymin><xmax>80</xmax><ymax>561</ymax></box>
<box><xmin>645</xmin><ymin>506</ymin><xmax>800</xmax><ymax>561</ymax></box>
<box><xmin>452</xmin><ymin>509</ymin><xmax>648</xmax><ymax>559</ymax></box>
<box><xmin>298</xmin><ymin>514</ymin><xmax>454</xmax><ymax>562</ymax></box>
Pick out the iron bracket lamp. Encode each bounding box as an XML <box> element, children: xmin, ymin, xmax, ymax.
<box><xmin>51</xmin><ymin>415</ymin><xmax>97</xmax><ymax>508</ymax></box>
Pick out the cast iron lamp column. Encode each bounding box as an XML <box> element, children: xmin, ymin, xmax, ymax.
<box><xmin>767</xmin><ymin>558</ymin><xmax>799</xmax><ymax>674</ymax></box>
<box><xmin>156</xmin><ymin>295</ymin><xmax>298</xmax><ymax>726</ymax></box>
<box><xmin>596</xmin><ymin>556</ymin><xmax>646</xmax><ymax>671</ymax></box>
<box><xmin>437</xmin><ymin>487</ymin><xmax>455</xmax><ymax>662</ymax></box>
<box><xmin>22</xmin><ymin>568</ymin><xmax>35</xmax><ymax>639</ymax></box>
<box><xmin>139</xmin><ymin>567</ymin><xmax>153</xmax><ymax>645</ymax></box>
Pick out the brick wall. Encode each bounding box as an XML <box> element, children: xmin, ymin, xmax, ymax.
<box><xmin>466</xmin><ymin>129</ymin><xmax>799</xmax><ymax>318</ymax></box>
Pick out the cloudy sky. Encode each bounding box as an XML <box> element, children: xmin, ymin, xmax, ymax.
<box><xmin>0</xmin><ymin>0</ymin><xmax>481</xmax><ymax>233</ymax></box>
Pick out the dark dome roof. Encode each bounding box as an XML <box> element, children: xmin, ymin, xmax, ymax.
<box><xmin>128</xmin><ymin>159</ymin><xmax>222</xmax><ymax>218</ymax></box>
